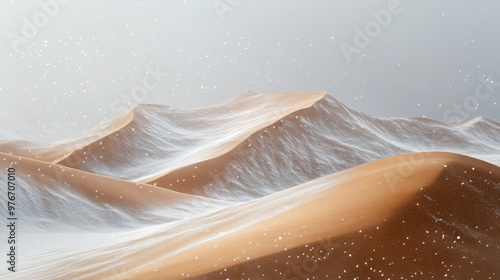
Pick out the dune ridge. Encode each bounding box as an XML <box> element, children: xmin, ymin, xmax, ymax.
<box><xmin>143</xmin><ymin>93</ymin><xmax>500</xmax><ymax>201</ymax></box>
<box><xmin>54</xmin><ymin>92</ymin><xmax>324</xmax><ymax>184</ymax></box>
<box><xmin>51</xmin><ymin>93</ymin><xmax>499</xmax><ymax>202</ymax></box>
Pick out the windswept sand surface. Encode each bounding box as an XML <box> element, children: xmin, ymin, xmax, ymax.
<box><xmin>61</xmin><ymin>92</ymin><xmax>500</xmax><ymax>201</ymax></box>
<box><xmin>0</xmin><ymin>92</ymin><xmax>499</xmax><ymax>279</ymax></box>
<box><xmin>58</xmin><ymin>91</ymin><xmax>325</xmax><ymax>183</ymax></box>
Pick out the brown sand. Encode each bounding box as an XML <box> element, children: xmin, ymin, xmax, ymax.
<box><xmin>199</xmin><ymin>153</ymin><xmax>500</xmax><ymax>279</ymax></box>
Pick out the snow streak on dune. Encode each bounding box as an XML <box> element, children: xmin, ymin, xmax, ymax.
<box><xmin>0</xmin><ymin>92</ymin><xmax>499</xmax><ymax>279</ymax></box>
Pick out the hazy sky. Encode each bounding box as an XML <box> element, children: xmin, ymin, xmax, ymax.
<box><xmin>1</xmin><ymin>0</ymin><xmax>499</xmax><ymax>140</ymax></box>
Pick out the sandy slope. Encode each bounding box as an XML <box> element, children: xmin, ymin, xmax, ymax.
<box><xmin>199</xmin><ymin>153</ymin><xmax>500</xmax><ymax>280</ymax></box>
<box><xmin>0</xmin><ymin>152</ymin><xmax>230</xmax><ymax>232</ymax></box>
<box><xmin>4</xmin><ymin>152</ymin><xmax>498</xmax><ymax>279</ymax></box>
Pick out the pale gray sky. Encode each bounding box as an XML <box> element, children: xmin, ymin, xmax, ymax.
<box><xmin>1</xmin><ymin>0</ymin><xmax>499</xmax><ymax>140</ymax></box>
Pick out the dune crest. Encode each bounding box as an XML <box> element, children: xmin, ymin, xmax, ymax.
<box><xmin>0</xmin><ymin>109</ymin><xmax>135</xmax><ymax>163</ymax></box>
<box><xmin>57</xmin><ymin>91</ymin><xmax>325</xmax><ymax>183</ymax></box>
<box><xmin>144</xmin><ymin>93</ymin><xmax>500</xmax><ymax>201</ymax></box>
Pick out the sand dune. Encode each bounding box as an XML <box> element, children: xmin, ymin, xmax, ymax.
<box><xmin>57</xmin><ymin>92</ymin><xmax>324</xmax><ymax>183</ymax></box>
<box><xmin>4</xmin><ymin>152</ymin><xmax>498</xmax><ymax>279</ymax></box>
<box><xmin>150</xmin><ymin>94</ymin><xmax>499</xmax><ymax>201</ymax></box>
<box><xmin>1</xmin><ymin>92</ymin><xmax>499</xmax><ymax>279</ymax></box>
<box><xmin>53</xmin><ymin>92</ymin><xmax>500</xmax><ymax>201</ymax></box>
